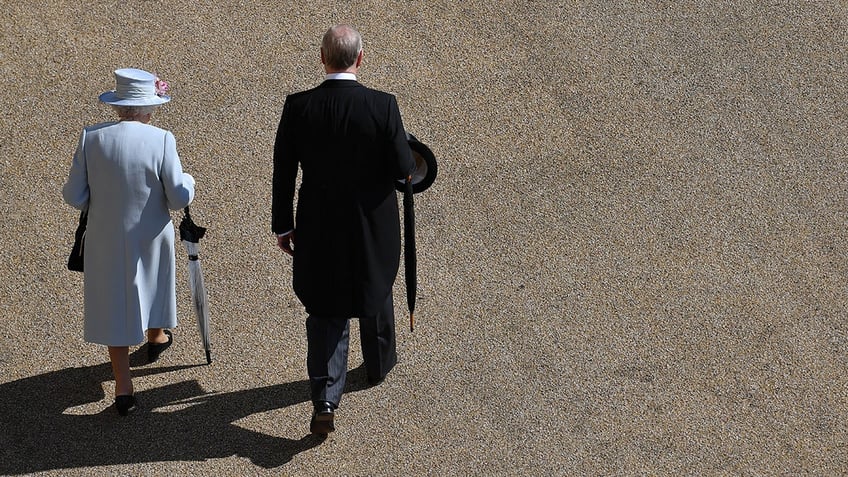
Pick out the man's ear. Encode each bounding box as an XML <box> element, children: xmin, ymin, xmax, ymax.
<box><xmin>320</xmin><ymin>48</ymin><xmax>326</xmax><ymax>65</ymax></box>
<box><xmin>355</xmin><ymin>49</ymin><xmax>363</xmax><ymax>67</ymax></box>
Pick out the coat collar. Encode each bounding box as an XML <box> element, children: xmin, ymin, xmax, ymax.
<box><xmin>319</xmin><ymin>79</ymin><xmax>362</xmax><ymax>88</ymax></box>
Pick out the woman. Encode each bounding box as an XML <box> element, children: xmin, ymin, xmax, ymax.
<box><xmin>63</xmin><ymin>68</ymin><xmax>196</xmax><ymax>416</ymax></box>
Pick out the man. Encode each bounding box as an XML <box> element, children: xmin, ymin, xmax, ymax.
<box><xmin>272</xmin><ymin>24</ymin><xmax>415</xmax><ymax>436</ymax></box>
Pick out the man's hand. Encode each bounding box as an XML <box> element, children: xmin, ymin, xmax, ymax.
<box><xmin>276</xmin><ymin>231</ymin><xmax>295</xmax><ymax>256</ymax></box>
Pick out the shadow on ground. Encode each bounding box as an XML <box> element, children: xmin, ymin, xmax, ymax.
<box><xmin>0</xmin><ymin>357</ymin><xmax>374</xmax><ymax>474</ymax></box>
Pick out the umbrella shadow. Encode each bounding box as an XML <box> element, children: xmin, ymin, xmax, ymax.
<box><xmin>0</xmin><ymin>361</ymin><xmax>375</xmax><ymax>474</ymax></box>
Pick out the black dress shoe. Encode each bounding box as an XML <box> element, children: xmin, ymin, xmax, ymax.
<box><xmin>148</xmin><ymin>330</ymin><xmax>173</xmax><ymax>363</ymax></box>
<box><xmin>310</xmin><ymin>401</ymin><xmax>335</xmax><ymax>435</ymax></box>
<box><xmin>115</xmin><ymin>395</ymin><xmax>137</xmax><ymax>416</ymax></box>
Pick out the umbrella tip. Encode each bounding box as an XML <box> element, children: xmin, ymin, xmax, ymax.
<box><xmin>410</xmin><ymin>312</ymin><xmax>414</xmax><ymax>332</ymax></box>
<box><xmin>206</xmin><ymin>350</ymin><xmax>212</xmax><ymax>364</ymax></box>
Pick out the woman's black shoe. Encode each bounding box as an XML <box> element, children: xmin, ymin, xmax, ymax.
<box><xmin>148</xmin><ymin>330</ymin><xmax>173</xmax><ymax>363</ymax></box>
<box><xmin>115</xmin><ymin>395</ymin><xmax>137</xmax><ymax>416</ymax></box>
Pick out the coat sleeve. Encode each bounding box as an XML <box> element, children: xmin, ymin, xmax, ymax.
<box><xmin>62</xmin><ymin>129</ymin><xmax>90</xmax><ymax>210</ymax></box>
<box><xmin>160</xmin><ymin>130</ymin><xmax>195</xmax><ymax>210</ymax></box>
<box><xmin>386</xmin><ymin>95</ymin><xmax>415</xmax><ymax>180</ymax></box>
<box><xmin>272</xmin><ymin>99</ymin><xmax>299</xmax><ymax>234</ymax></box>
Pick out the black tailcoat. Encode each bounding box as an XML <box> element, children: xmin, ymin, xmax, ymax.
<box><xmin>272</xmin><ymin>80</ymin><xmax>414</xmax><ymax>317</ymax></box>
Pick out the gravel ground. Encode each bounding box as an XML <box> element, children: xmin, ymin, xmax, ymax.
<box><xmin>1</xmin><ymin>1</ymin><xmax>847</xmax><ymax>475</ymax></box>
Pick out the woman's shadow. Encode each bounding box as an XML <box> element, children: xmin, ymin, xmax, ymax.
<box><xmin>0</xmin><ymin>353</ymin><xmax>375</xmax><ymax>474</ymax></box>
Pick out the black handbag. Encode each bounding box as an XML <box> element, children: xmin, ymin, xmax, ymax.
<box><xmin>67</xmin><ymin>211</ymin><xmax>87</xmax><ymax>272</ymax></box>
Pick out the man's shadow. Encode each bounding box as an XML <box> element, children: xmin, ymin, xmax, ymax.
<box><xmin>0</xmin><ymin>353</ymin><xmax>375</xmax><ymax>474</ymax></box>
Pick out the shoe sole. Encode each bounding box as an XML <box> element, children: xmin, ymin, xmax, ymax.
<box><xmin>310</xmin><ymin>413</ymin><xmax>335</xmax><ymax>435</ymax></box>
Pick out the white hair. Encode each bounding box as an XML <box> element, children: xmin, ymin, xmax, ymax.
<box><xmin>322</xmin><ymin>24</ymin><xmax>363</xmax><ymax>69</ymax></box>
<box><xmin>111</xmin><ymin>105</ymin><xmax>156</xmax><ymax>118</ymax></box>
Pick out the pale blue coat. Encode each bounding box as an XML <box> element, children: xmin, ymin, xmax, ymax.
<box><xmin>63</xmin><ymin>121</ymin><xmax>195</xmax><ymax>346</ymax></box>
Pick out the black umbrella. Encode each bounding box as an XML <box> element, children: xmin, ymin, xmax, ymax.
<box><xmin>399</xmin><ymin>133</ymin><xmax>437</xmax><ymax>331</ymax></box>
<box><xmin>178</xmin><ymin>206</ymin><xmax>211</xmax><ymax>364</ymax></box>
<box><xmin>403</xmin><ymin>176</ymin><xmax>416</xmax><ymax>331</ymax></box>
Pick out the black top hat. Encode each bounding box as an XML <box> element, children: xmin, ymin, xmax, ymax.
<box><xmin>396</xmin><ymin>133</ymin><xmax>437</xmax><ymax>194</ymax></box>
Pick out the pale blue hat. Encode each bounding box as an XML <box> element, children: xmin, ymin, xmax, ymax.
<box><xmin>99</xmin><ymin>68</ymin><xmax>170</xmax><ymax>106</ymax></box>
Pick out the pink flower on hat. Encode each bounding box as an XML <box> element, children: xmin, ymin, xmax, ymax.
<box><xmin>154</xmin><ymin>77</ymin><xmax>169</xmax><ymax>97</ymax></box>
